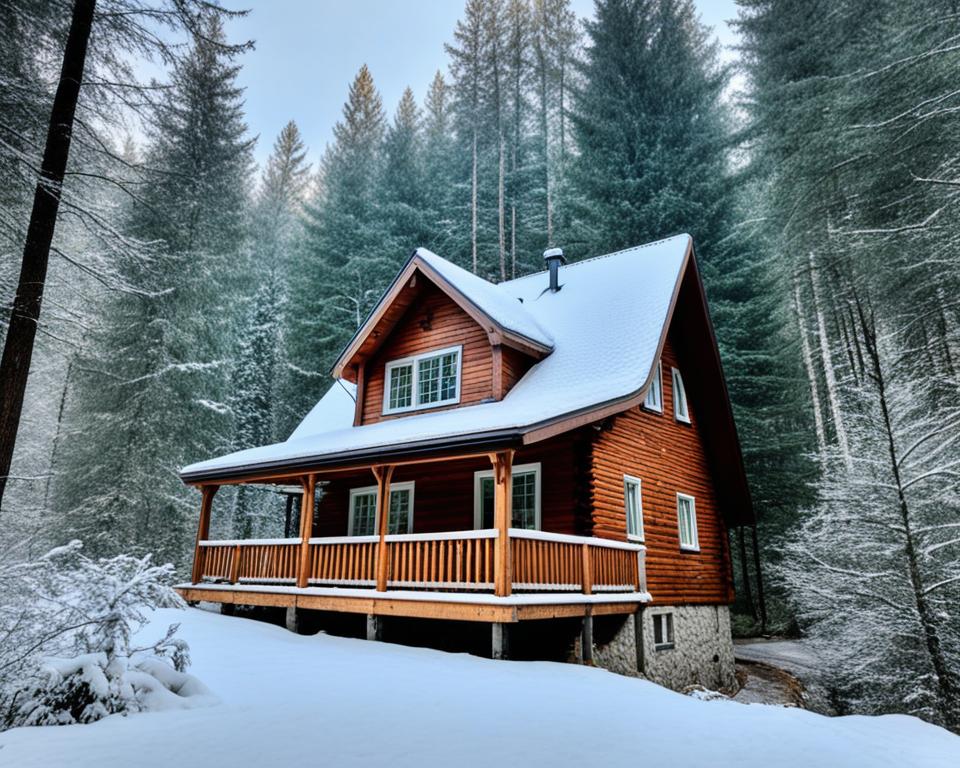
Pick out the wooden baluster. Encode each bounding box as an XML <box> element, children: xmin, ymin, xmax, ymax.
<box><xmin>297</xmin><ymin>475</ymin><xmax>316</xmax><ymax>588</ymax></box>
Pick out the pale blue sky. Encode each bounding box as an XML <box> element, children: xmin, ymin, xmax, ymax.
<box><xmin>220</xmin><ymin>1</ymin><xmax>741</xmax><ymax>168</ymax></box>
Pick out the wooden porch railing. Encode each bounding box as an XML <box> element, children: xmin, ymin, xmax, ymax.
<box><xmin>195</xmin><ymin>529</ymin><xmax>645</xmax><ymax>595</ymax></box>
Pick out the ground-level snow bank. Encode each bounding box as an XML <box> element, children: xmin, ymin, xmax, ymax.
<box><xmin>2</xmin><ymin>607</ymin><xmax>957</xmax><ymax>768</ymax></box>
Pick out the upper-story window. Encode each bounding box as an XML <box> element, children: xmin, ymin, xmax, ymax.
<box><xmin>672</xmin><ymin>366</ymin><xmax>690</xmax><ymax>423</ymax></box>
<box><xmin>383</xmin><ymin>345</ymin><xmax>462</xmax><ymax>415</ymax></box>
<box><xmin>643</xmin><ymin>360</ymin><xmax>663</xmax><ymax>413</ymax></box>
<box><xmin>677</xmin><ymin>493</ymin><xmax>699</xmax><ymax>551</ymax></box>
<box><xmin>623</xmin><ymin>475</ymin><xmax>644</xmax><ymax>541</ymax></box>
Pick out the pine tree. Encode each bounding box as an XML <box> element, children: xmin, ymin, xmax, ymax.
<box><xmin>289</xmin><ymin>66</ymin><xmax>389</xmax><ymax>420</ymax></box>
<box><xmin>382</xmin><ymin>87</ymin><xmax>427</xmax><ymax>253</ymax></box>
<box><xmin>421</xmin><ymin>71</ymin><xmax>458</xmax><ymax>254</ymax></box>
<box><xmin>570</xmin><ymin>0</ymin><xmax>729</xmax><ymax>255</ymax></box>
<box><xmin>54</xmin><ymin>15</ymin><xmax>253</xmax><ymax>569</ymax></box>
<box><xmin>230</xmin><ymin>121</ymin><xmax>310</xmax><ymax>535</ymax></box>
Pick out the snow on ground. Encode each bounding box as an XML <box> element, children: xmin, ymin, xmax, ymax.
<box><xmin>2</xmin><ymin>607</ymin><xmax>958</xmax><ymax>768</ymax></box>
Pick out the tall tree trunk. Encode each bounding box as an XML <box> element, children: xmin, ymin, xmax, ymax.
<box><xmin>498</xmin><ymin>131</ymin><xmax>506</xmax><ymax>280</ymax></box>
<box><xmin>471</xmin><ymin>128</ymin><xmax>478</xmax><ymax>274</ymax></box>
<box><xmin>854</xmin><ymin>293</ymin><xmax>959</xmax><ymax>729</ymax></box>
<box><xmin>808</xmin><ymin>251</ymin><xmax>850</xmax><ymax>466</ymax></box>
<box><xmin>736</xmin><ymin>527</ymin><xmax>757</xmax><ymax>621</ymax></box>
<box><xmin>793</xmin><ymin>275</ymin><xmax>827</xmax><ymax>453</ymax></box>
<box><xmin>0</xmin><ymin>0</ymin><xmax>96</xmax><ymax>514</ymax></box>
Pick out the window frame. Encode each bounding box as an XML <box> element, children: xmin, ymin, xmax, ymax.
<box><xmin>671</xmin><ymin>366</ymin><xmax>690</xmax><ymax>424</ymax></box>
<box><xmin>472</xmin><ymin>462</ymin><xmax>542</xmax><ymax>531</ymax></box>
<box><xmin>676</xmin><ymin>492</ymin><xmax>699</xmax><ymax>552</ymax></box>
<box><xmin>643</xmin><ymin>360</ymin><xmax>663</xmax><ymax>413</ymax></box>
<box><xmin>623</xmin><ymin>474</ymin><xmax>644</xmax><ymax>542</ymax></box>
<box><xmin>653</xmin><ymin>612</ymin><xmax>675</xmax><ymax>650</ymax></box>
<box><xmin>347</xmin><ymin>481</ymin><xmax>416</xmax><ymax>536</ymax></box>
<box><xmin>382</xmin><ymin>344</ymin><xmax>463</xmax><ymax>415</ymax></box>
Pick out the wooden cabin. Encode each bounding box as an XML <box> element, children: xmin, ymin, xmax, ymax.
<box><xmin>177</xmin><ymin>234</ymin><xmax>753</xmax><ymax>691</ymax></box>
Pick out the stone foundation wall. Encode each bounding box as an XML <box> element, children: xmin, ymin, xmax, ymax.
<box><xmin>639</xmin><ymin>605</ymin><xmax>735</xmax><ymax>692</ymax></box>
<box><xmin>579</xmin><ymin>605</ymin><xmax>736</xmax><ymax>693</ymax></box>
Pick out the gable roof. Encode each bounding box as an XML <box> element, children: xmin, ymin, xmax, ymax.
<box><xmin>332</xmin><ymin>249</ymin><xmax>553</xmax><ymax>381</ymax></box>
<box><xmin>181</xmin><ymin>234</ymin><xmax>753</xmax><ymax>524</ymax></box>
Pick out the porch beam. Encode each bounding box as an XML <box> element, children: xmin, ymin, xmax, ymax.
<box><xmin>191</xmin><ymin>485</ymin><xmax>218</xmax><ymax>583</ymax></box>
<box><xmin>372</xmin><ymin>464</ymin><xmax>395</xmax><ymax>592</ymax></box>
<box><xmin>490</xmin><ymin>450</ymin><xmax>514</xmax><ymax>597</ymax></box>
<box><xmin>296</xmin><ymin>474</ymin><xmax>316</xmax><ymax>588</ymax></box>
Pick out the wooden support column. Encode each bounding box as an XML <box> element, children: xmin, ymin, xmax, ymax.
<box><xmin>296</xmin><ymin>474</ymin><xmax>316</xmax><ymax>588</ymax></box>
<box><xmin>491</xmin><ymin>344</ymin><xmax>504</xmax><ymax>400</ymax></box>
<box><xmin>581</xmin><ymin>543</ymin><xmax>593</xmax><ymax>595</ymax></box>
<box><xmin>490</xmin><ymin>450</ymin><xmax>514</xmax><ymax>597</ymax></box>
<box><xmin>373</xmin><ymin>464</ymin><xmax>395</xmax><ymax>592</ymax></box>
<box><xmin>581</xmin><ymin>609</ymin><xmax>594</xmax><ymax>664</ymax></box>
<box><xmin>191</xmin><ymin>485</ymin><xmax>218</xmax><ymax>584</ymax></box>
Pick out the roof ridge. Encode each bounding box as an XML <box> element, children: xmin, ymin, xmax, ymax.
<box><xmin>503</xmin><ymin>233</ymin><xmax>691</xmax><ymax>285</ymax></box>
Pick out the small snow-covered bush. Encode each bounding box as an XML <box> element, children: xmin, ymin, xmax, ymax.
<box><xmin>0</xmin><ymin>541</ymin><xmax>211</xmax><ymax>730</ymax></box>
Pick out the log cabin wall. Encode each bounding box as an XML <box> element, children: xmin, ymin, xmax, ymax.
<box><xmin>311</xmin><ymin>432</ymin><xmax>591</xmax><ymax>537</ymax></box>
<box><xmin>360</xmin><ymin>282</ymin><xmax>494</xmax><ymax>424</ymax></box>
<box><xmin>589</xmin><ymin>329</ymin><xmax>734</xmax><ymax>606</ymax></box>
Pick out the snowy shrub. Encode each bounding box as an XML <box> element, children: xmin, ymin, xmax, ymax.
<box><xmin>0</xmin><ymin>541</ymin><xmax>211</xmax><ymax>730</ymax></box>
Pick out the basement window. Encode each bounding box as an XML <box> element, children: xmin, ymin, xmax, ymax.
<box><xmin>677</xmin><ymin>493</ymin><xmax>699</xmax><ymax>552</ymax></box>
<box><xmin>348</xmin><ymin>482</ymin><xmax>415</xmax><ymax>536</ymax></box>
<box><xmin>643</xmin><ymin>360</ymin><xmax>663</xmax><ymax>413</ymax></box>
<box><xmin>624</xmin><ymin>475</ymin><xmax>644</xmax><ymax>542</ymax></box>
<box><xmin>653</xmin><ymin>612</ymin><xmax>674</xmax><ymax>650</ymax></box>
<box><xmin>672</xmin><ymin>367</ymin><xmax>690</xmax><ymax>424</ymax></box>
<box><xmin>383</xmin><ymin>345</ymin><xmax>462</xmax><ymax>415</ymax></box>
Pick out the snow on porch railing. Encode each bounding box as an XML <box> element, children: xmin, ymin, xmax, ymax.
<box><xmin>196</xmin><ymin>529</ymin><xmax>645</xmax><ymax>595</ymax></box>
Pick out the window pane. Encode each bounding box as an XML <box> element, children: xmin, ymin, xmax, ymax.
<box><xmin>480</xmin><ymin>477</ymin><xmax>495</xmax><ymax>528</ymax></box>
<box><xmin>388</xmin><ymin>364</ymin><xmax>412</xmax><ymax>410</ymax></box>
<box><xmin>388</xmin><ymin>488</ymin><xmax>410</xmax><ymax>534</ymax></box>
<box><xmin>644</xmin><ymin>363</ymin><xmax>661</xmax><ymax>410</ymax></box>
<box><xmin>625</xmin><ymin>480</ymin><xmax>641</xmax><ymax>537</ymax></box>
<box><xmin>512</xmin><ymin>471</ymin><xmax>537</xmax><ymax>529</ymax></box>
<box><xmin>440</xmin><ymin>351</ymin><xmax>459</xmax><ymax>401</ymax></box>
<box><xmin>418</xmin><ymin>355</ymin><xmax>441</xmax><ymax>404</ymax></box>
<box><xmin>352</xmin><ymin>492</ymin><xmax>377</xmax><ymax>536</ymax></box>
<box><xmin>673</xmin><ymin>369</ymin><xmax>688</xmax><ymax>420</ymax></box>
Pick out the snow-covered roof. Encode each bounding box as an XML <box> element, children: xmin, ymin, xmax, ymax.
<box><xmin>182</xmin><ymin>234</ymin><xmax>692</xmax><ymax>480</ymax></box>
<box><xmin>414</xmin><ymin>248</ymin><xmax>554</xmax><ymax>349</ymax></box>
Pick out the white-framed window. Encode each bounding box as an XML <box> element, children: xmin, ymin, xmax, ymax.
<box><xmin>672</xmin><ymin>366</ymin><xmax>690</xmax><ymax>423</ymax></box>
<box><xmin>676</xmin><ymin>493</ymin><xmax>699</xmax><ymax>552</ymax></box>
<box><xmin>624</xmin><ymin>475</ymin><xmax>644</xmax><ymax>542</ymax></box>
<box><xmin>473</xmin><ymin>462</ymin><xmax>541</xmax><ymax>530</ymax></box>
<box><xmin>643</xmin><ymin>360</ymin><xmax>663</xmax><ymax>413</ymax></box>
<box><xmin>348</xmin><ymin>481</ymin><xmax>415</xmax><ymax>536</ymax></box>
<box><xmin>653</xmin><ymin>612</ymin><xmax>674</xmax><ymax>650</ymax></box>
<box><xmin>383</xmin><ymin>345</ymin><xmax>462</xmax><ymax>415</ymax></box>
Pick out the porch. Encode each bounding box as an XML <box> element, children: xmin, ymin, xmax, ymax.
<box><xmin>176</xmin><ymin>450</ymin><xmax>649</xmax><ymax>626</ymax></box>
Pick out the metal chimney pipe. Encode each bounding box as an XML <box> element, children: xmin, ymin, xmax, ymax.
<box><xmin>543</xmin><ymin>247</ymin><xmax>565</xmax><ymax>292</ymax></box>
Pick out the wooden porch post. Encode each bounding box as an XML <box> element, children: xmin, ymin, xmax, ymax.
<box><xmin>491</xmin><ymin>450</ymin><xmax>514</xmax><ymax>597</ymax></box>
<box><xmin>373</xmin><ymin>464</ymin><xmax>395</xmax><ymax>592</ymax></box>
<box><xmin>191</xmin><ymin>485</ymin><xmax>218</xmax><ymax>584</ymax></box>
<box><xmin>296</xmin><ymin>474</ymin><xmax>316</xmax><ymax>588</ymax></box>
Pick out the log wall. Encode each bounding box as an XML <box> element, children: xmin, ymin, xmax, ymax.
<box><xmin>589</xmin><ymin>331</ymin><xmax>734</xmax><ymax>606</ymax></box>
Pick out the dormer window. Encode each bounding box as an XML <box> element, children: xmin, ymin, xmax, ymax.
<box><xmin>672</xmin><ymin>367</ymin><xmax>690</xmax><ymax>423</ymax></box>
<box><xmin>643</xmin><ymin>360</ymin><xmax>663</xmax><ymax>412</ymax></box>
<box><xmin>383</xmin><ymin>345</ymin><xmax>462</xmax><ymax>415</ymax></box>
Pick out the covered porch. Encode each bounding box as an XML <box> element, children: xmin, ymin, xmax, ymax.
<box><xmin>176</xmin><ymin>449</ymin><xmax>649</xmax><ymax>633</ymax></box>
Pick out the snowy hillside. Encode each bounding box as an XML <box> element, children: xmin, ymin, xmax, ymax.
<box><xmin>2</xmin><ymin>607</ymin><xmax>957</xmax><ymax>768</ymax></box>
